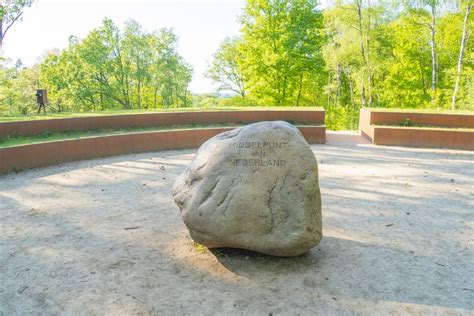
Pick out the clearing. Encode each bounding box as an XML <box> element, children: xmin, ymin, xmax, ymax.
<box><xmin>0</xmin><ymin>143</ymin><xmax>473</xmax><ymax>314</ymax></box>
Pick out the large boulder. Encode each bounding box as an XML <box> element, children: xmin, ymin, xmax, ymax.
<box><xmin>172</xmin><ymin>121</ymin><xmax>322</xmax><ymax>257</ymax></box>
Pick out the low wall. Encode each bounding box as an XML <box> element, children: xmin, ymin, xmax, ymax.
<box><xmin>360</xmin><ymin>107</ymin><xmax>474</xmax><ymax>129</ymax></box>
<box><xmin>359</xmin><ymin>107</ymin><xmax>375</xmax><ymax>141</ymax></box>
<box><xmin>359</xmin><ymin>108</ymin><xmax>474</xmax><ymax>150</ymax></box>
<box><xmin>0</xmin><ymin>110</ymin><xmax>325</xmax><ymax>138</ymax></box>
<box><xmin>373</xmin><ymin>127</ymin><xmax>474</xmax><ymax>150</ymax></box>
<box><xmin>0</xmin><ymin>125</ymin><xmax>325</xmax><ymax>174</ymax></box>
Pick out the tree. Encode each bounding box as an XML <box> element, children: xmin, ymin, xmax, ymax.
<box><xmin>356</xmin><ymin>0</ymin><xmax>369</xmax><ymax>106</ymax></box>
<box><xmin>148</xmin><ymin>29</ymin><xmax>174</xmax><ymax>109</ymax></box>
<box><xmin>206</xmin><ymin>37</ymin><xmax>248</xmax><ymax>97</ymax></box>
<box><xmin>0</xmin><ymin>0</ymin><xmax>33</xmax><ymax>49</ymax></box>
<box><xmin>123</xmin><ymin>20</ymin><xmax>152</xmax><ymax>109</ymax></box>
<box><xmin>322</xmin><ymin>1</ymin><xmax>392</xmax><ymax>110</ymax></box>
<box><xmin>405</xmin><ymin>0</ymin><xmax>453</xmax><ymax>104</ymax></box>
<box><xmin>238</xmin><ymin>0</ymin><xmax>325</xmax><ymax>105</ymax></box>
<box><xmin>4</xmin><ymin>0</ymin><xmax>474</xmax><ymax>128</ymax></box>
<box><xmin>37</xmin><ymin>18</ymin><xmax>193</xmax><ymax>112</ymax></box>
<box><xmin>0</xmin><ymin>56</ymin><xmax>38</xmax><ymax>114</ymax></box>
<box><xmin>451</xmin><ymin>1</ymin><xmax>472</xmax><ymax>110</ymax></box>
<box><xmin>378</xmin><ymin>10</ymin><xmax>432</xmax><ymax>108</ymax></box>
<box><xmin>323</xmin><ymin>4</ymin><xmax>362</xmax><ymax>109</ymax></box>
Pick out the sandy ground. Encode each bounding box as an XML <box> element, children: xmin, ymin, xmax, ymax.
<box><xmin>1</xmin><ymin>143</ymin><xmax>473</xmax><ymax>315</ymax></box>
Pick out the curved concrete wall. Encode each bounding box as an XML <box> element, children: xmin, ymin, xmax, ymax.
<box><xmin>0</xmin><ymin>126</ymin><xmax>325</xmax><ymax>174</ymax></box>
<box><xmin>0</xmin><ymin>110</ymin><xmax>325</xmax><ymax>138</ymax></box>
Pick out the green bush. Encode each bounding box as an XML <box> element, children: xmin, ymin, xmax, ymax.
<box><xmin>325</xmin><ymin>106</ymin><xmax>359</xmax><ymax>131</ymax></box>
<box><xmin>400</xmin><ymin>118</ymin><xmax>412</xmax><ymax>126</ymax></box>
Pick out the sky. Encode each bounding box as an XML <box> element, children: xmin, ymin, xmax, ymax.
<box><xmin>2</xmin><ymin>0</ymin><xmax>247</xmax><ymax>93</ymax></box>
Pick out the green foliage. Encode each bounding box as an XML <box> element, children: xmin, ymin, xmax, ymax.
<box><xmin>206</xmin><ymin>37</ymin><xmax>248</xmax><ymax>97</ymax></box>
<box><xmin>400</xmin><ymin>118</ymin><xmax>412</xmax><ymax>126</ymax></box>
<box><xmin>205</xmin><ymin>0</ymin><xmax>473</xmax><ymax>129</ymax></box>
<box><xmin>191</xmin><ymin>94</ymin><xmax>260</xmax><ymax>108</ymax></box>
<box><xmin>37</xmin><ymin>18</ymin><xmax>192</xmax><ymax>113</ymax></box>
<box><xmin>325</xmin><ymin>106</ymin><xmax>360</xmax><ymax>131</ymax></box>
<box><xmin>193</xmin><ymin>242</ymin><xmax>208</xmax><ymax>253</ymax></box>
<box><xmin>239</xmin><ymin>0</ymin><xmax>326</xmax><ymax>106</ymax></box>
<box><xmin>191</xmin><ymin>93</ymin><xmax>220</xmax><ymax>108</ymax></box>
<box><xmin>217</xmin><ymin>95</ymin><xmax>259</xmax><ymax>107</ymax></box>
<box><xmin>0</xmin><ymin>58</ymin><xmax>39</xmax><ymax>115</ymax></box>
<box><xmin>2</xmin><ymin>1</ymin><xmax>473</xmax><ymax>131</ymax></box>
<box><xmin>1</xmin><ymin>18</ymin><xmax>193</xmax><ymax>115</ymax></box>
<box><xmin>377</xmin><ymin>10</ymin><xmax>433</xmax><ymax>108</ymax></box>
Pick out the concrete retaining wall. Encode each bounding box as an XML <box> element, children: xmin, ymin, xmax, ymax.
<box><xmin>359</xmin><ymin>107</ymin><xmax>474</xmax><ymax>130</ymax></box>
<box><xmin>373</xmin><ymin>127</ymin><xmax>474</xmax><ymax>150</ymax></box>
<box><xmin>359</xmin><ymin>107</ymin><xmax>375</xmax><ymax>140</ymax></box>
<box><xmin>359</xmin><ymin>108</ymin><xmax>474</xmax><ymax>150</ymax></box>
<box><xmin>0</xmin><ymin>110</ymin><xmax>325</xmax><ymax>138</ymax></box>
<box><xmin>0</xmin><ymin>125</ymin><xmax>325</xmax><ymax>174</ymax></box>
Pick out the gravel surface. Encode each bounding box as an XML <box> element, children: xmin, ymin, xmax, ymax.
<box><xmin>1</xmin><ymin>144</ymin><xmax>473</xmax><ymax>315</ymax></box>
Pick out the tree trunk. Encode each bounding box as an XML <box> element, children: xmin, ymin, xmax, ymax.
<box><xmin>281</xmin><ymin>75</ymin><xmax>288</xmax><ymax>106</ymax></box>
<box><xmin>418</xmin><ymin>59</ymin><xmax>428</xmax><ymax>95</ymax></box>
<box><xmin>451</xmin><ymin>4</ymin><xmax>472</xmax><ymax>110</ymax></box>
<box><xmin>366</xmin><ymin>0</ymin><xmax>373</xmax><ymax>107</ymax></box>
<box><xmin>175</xmin><ymin>84</ymin><xmax>179</xmax><ymax>108</ymax></box>
<box><xmin>100</xmin><ymin>92</ymin><xmax>104</xmax><ymax>110</ymax></box>
<box><xmin>327</xmin><ymin>72</ymin><xmax>331</xmax><ymax>108</ymax></box>
<box><xmin>137</xmin><ymin>80</ymin><xmax>141</xmax><ymax>109</ymax></box>
<box><xmin>430</xmin><ymin>3</ymin><xmax>437</xmax><ymax>103</ymax></box>
<box><xmin>333</xmin><ymin>87</ymin><xmax>339</xmax><ymax>108</ymax></box>
<box><xmin>334</xmin><ymin>65</ymin><xmax>341</xmax><ymax>108</ymax></box>
<box><xmin>348</xmin><ymin>76</ymin><xmax>355</xmax><ymax>110</ymax></box>
<box><xmin>239</xmin><ymin>77</ymin><xmax>246</xmax><ymax>98</ymax></box>
<box><xmin>366</xmin><ymin>38</ymin><xmax>372</xmax><ymax>106</ymax></box>
<box><xmin>296</xmin><ymin>73</ymin><xmax>304</xmax><ymax>107</ymax></box>
<box><xmin>0</xmin><ymin>21</ymin><xmax>3</xmax><ymax>50</ymax></box>
<box><xmin>357</xmin><ymin>0</ymin><xmax>367</xmax><ymax>107</ymax></box>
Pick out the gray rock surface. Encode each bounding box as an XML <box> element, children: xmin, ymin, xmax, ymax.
<box><xmin>172</xmin><ymin>121</ymin><xmax>322</xmax><ymax>256</ymax></box>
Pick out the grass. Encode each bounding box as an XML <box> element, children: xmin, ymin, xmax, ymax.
<box><xmin>0</xmin><ymin>123</ymin><xmax>237</xmax><ymax>148</ymax></box>
<box><xmin>193</xmin><ymin>242</ymin><xmax>208</xmax><ymax>254</ymax></box>
<box><xmin>368</xmin><ymin>107</ymin><xmax>474</xmax><ymax>114</ymax></box>
<box><xmin>0</xmin><ymin>106</ymin><xmax>323</xmax><ymax>123</ymax></box>
<box><xmin>0</xmin><ymin>121</ymin><xmax>320</xmax><ymax>148</ymax></box>
<box><xmin>376</xmin><ymin>124</ymin><xmax>474</xmax><ymax>132</ymax></box>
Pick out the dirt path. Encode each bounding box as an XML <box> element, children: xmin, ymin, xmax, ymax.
<box><xmin>1</xmin><ymin>144</ymin><xmax>473</xmax><ymax>315</ymax></box>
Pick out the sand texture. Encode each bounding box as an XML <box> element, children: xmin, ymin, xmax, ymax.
<box><xmin>1</xmin><ymin>144</ymin><xmax>473</xmax><ymax>315</ymax></box>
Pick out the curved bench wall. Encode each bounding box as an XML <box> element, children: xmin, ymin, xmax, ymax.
<box><xmin>0</xmin><ymin>110</ymin><xmax>325</xmax><ymax>138</ymax></box>
<box><xmin>0</xmin><ymin>126</ymin><xmax>325</xmax><ymax>174</ymax></box>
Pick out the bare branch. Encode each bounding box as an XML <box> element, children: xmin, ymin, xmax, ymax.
<box><xmin>3</xmin><ymin>11</ymin><xmax>24</xmax><ymax>38</ymax></box>
<box><xmin>411</xmin><ymin>19</ymin><xmax>431</xmax><ymax>29</ymax></box>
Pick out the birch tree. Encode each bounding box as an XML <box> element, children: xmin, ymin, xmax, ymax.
<box><xmin>451</xmin><ymin>1</ymin><xmax>472</xmax><ymax>110</ymax></box>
